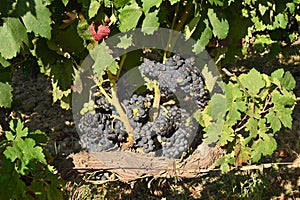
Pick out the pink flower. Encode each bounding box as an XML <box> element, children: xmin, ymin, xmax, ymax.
<box><xmin>88</xmin><ymin>23</ymin><xmax>110</xmax><ymax>42</ymax></box>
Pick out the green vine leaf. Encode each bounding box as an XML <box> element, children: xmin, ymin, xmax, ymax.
<box><xmin>207</xmin><ymin>8</ymin><xmax>229</xmax><ymax>39</ymax></box>
<box><xmin>281</xmin><ymin>71</ymin><xmax>296</xmax><ymax>91</ymax></box>
<box><xmin>50</xmin><ymin>59</ymin><xmax>74</xmax><ymax>91</ymax></box>
<box><xmin>0</xmin><ymin>55</ymin><xmax>10</xmax><ymax>67</ymax></box>
<box><xmin>142</xmin><ymin>0</ymin><xmax>162</xmax><ymax>13</ymax></box>
<box><xmin>202</xmin><ymin>94</ymin><xmax>226</xmax><ymax>144</ymax></box>
<box><xmin>21</xmin><ymin>0</ymin><xmax>52</xmax><ymax>39</ymax></box>
<box><xmin>200</xmin><ymin>63</ymin><xmax>217</xmax><ymax>92</ymax></box>
<box><xmin>142</xmin><ymin>10</ymin><xmax>160</xmax><ymax>34</ymax></box>
<box><xmin>265</xmin><ymin>110</ymin><xmax>282</xmax><ymax>133</ymax></box>
<box><xmin>4</xmin><ymin>138</ymin><xmax>46</xmax><ymax>175</ymax></box>
<box><xmin>117</xmin><ymin>34</ymin><xmax>134</xmax><ymax>49</ymax></box>
<box><xmin>0</xmin><ymin>82</ymin><xmax>13</xmax><ymax>108</ymax></box>
<box><xmin>215</xmin><ymin>155</ymin><xmax>234</xmax><ymax>172</ymax></box>
<box><xmin>62</xmin><ymin>0</ymin><xmax>69</xmax><ymax>6</ymax></box>
<box><xmin>258</xmin><ymin>3</ymin><xmax>268</xmax><ymax>16</ymax></box>
<box><xmin>118</xmin><ymin>1</ymin><xmax>143</xmax><ymax>32</ymax></box>
<box><xmin>89</xmin><ymin>0</ymin><xmax>101</xmax><ymax>19</ymax></box>
<box><xmin>239</xmin><ymin>68</ymin><xmax>265</xmax><ymax>96</ymax></box>
<box><xmin>218</xmin><ymin>125</ymin><xmax>234</xmax><ymax>145</ymax></box>
<box><xmin>108</xmin><ymin>60</ymin><xmax>119</xmax><ymax>75</ymax></box>
<box><xmin>0</xmin><ymin>18</ymin><xmax>29</xmax><ymax>59</ymax></box>
<box><xmin>90</xmin><ymin>41</ymin><xmax>119</xmax><ymax>77</ymax></box>
<box><xmin>193</xmin><ymin>20</ymin><xmax>212</xmax><ymax>54</ymax></box>
<box><xmin>184</xmin><ymin>14</ymin><xmax>201</xmax><ymax>39</ymax></box>
<box><xmin>208</xmin><ymin>0</ymin><xmax>224</xmax><ymax>6</ymax></box>
<box><xmin>251</xmin><ymin>135</ymin><xmax>277</xmax><ymax>162</ymax></box>
<box><xmin>13</xmin><ymin>119</ymin><xmax>29</xmax><ymax>139</ymax></box>
<box><xmin>225</xmin><ymin>82</ymin><xmax>247</xmax><ymax>126</ymax></box>
<box><xmin>244</xmin><ymin>117</ymin><xmax>258</xmax><ymax>143</ymax></box>
<box><xmin>274</xmin><ymin>13</ymin><xmax>288</xmax><ymax>28</ymax></box>
<box><xmin>114</xmin><ymin>0</ymin><xmax>131</xmax><ymax>8</ymax></box>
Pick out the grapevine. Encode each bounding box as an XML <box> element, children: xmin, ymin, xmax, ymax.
<box><xmin>0</xmin><ymin>0</ymin><xmax>298</xmax><ymax>198</ymax></box>
<box><xmin>77</xmin><ymin>54</ymin><xmax>210</xmax><ymax>158</ymax></box>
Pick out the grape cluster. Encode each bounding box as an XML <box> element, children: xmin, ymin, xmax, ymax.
<box><xmin>139</xmin><ymin>54</ymin><xmax>210</xmax><ymax>109</ymax></box>
<box><xmin>77</xmin><ymin>55</ymin><xmax>209</xmax><ymax>159</ymax></box>
<box><xmin>77</xmin><ymin>95</ymin><xmax>126</xmax><ymax>152</ymax></box>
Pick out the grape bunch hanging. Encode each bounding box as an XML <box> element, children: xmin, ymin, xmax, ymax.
<box><xmin>77</xmin><ymin>55</ymin><xmax>210</xmax><ymax>158</ymax></box>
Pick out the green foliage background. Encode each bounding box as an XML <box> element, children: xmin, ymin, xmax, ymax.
<box><xmin>0</xmin><ymin>0</ymin><xmax>298</xmax><ymax>198</ymax></box>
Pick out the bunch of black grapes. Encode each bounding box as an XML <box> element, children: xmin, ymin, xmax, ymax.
<box><xmin>77</xmin><ymin>55</ymin><xmax>210</xmax><ymax>158</ymax></box>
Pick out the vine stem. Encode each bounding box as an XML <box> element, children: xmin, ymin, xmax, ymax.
<box><xmin>164</xmin><ymin>1</ymin><xmax>192</xmax><ymax>59</ymax></box>
<box><xmin>110</xmin><ymin>80</ymin><xmax>134</xmax><ymax>140</ymax></box>
<box><xmin>98</xmin><ymin>85</ymin><xmax>112</xmax><ymax>103</ymax></box>
<box><xmin>116</xmin><ymin>53</ymin><xmax>126</xmax><ymax>80</ymax></box>
<box><xmin>107</xmin><ymin>53</ymin><xmax>135</xmax><ymax>144</ymax></box>
<box><xmin>150</xmin><ymin>82</ymin><xmax>161</xmax><ymax>121</ymax></box>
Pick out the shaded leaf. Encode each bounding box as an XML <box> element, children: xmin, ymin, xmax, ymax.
<box><xmin>184</xmin><ymin>14</ymin><xmax>200</xmax><ymax>39</ymax></box>
<box><xmin>208</xmin><ymin>0</ymin><xmax>224</xmax><ymax>6</ymax></box>
<box><xmin>50</xmin><ymin>59</ymin><xmax>74</xmax><ymax>91</ymax></box>
<box><xmin>28</xmin><ymin>130</ymin><xmax>49</xmax><ymax>146</ymax></box>
<box><xmin>0</xmin><ymin>82</ymin><xmax>13</xmax><ymax>108</ymax></box>
<box><xmin>193</xmin><ymin>20</ymin><xmax>212</xmax><ymax>53</ymax></box>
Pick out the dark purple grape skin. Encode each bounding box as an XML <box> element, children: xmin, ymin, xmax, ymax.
<box><xmin>78</xmin><ymin>54</ymin><xmax>207</xmax><ymax>159</ymax></box>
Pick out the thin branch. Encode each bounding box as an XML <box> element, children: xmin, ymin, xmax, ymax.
<box><xmin>222</xmin><ymin>68</ymin><xmax>235</xmax><ymax>77</ymax></box>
